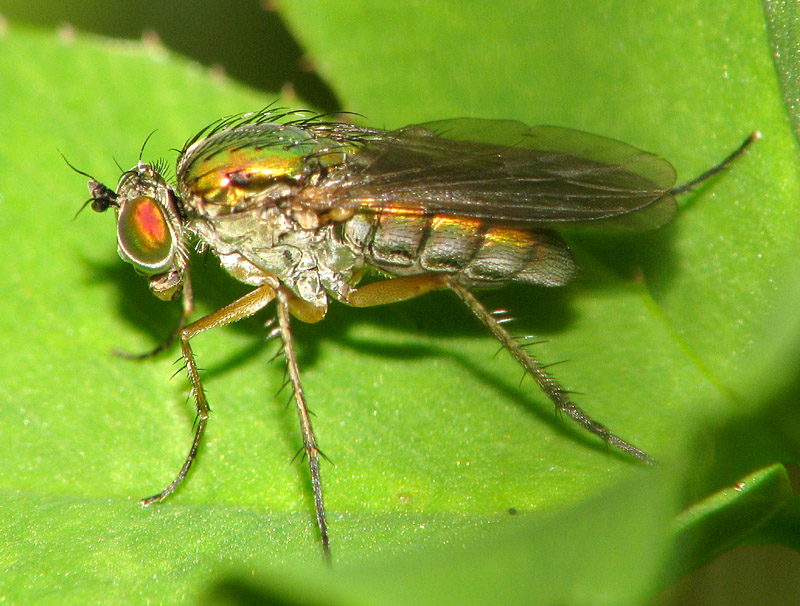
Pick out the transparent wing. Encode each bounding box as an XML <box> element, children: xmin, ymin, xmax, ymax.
<box><xmin>321</xmin><ymin>119</ymin><xmax>678</xmax><ymax>230</ymax></box>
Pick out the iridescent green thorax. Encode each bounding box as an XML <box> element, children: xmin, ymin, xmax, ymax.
<box><xmin>177</xmin><ymin>122</ymin><xmax>358</xmax><ymax>217</ymax></box>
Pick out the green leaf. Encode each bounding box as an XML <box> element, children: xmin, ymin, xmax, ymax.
<box><xmin>0</xmin><ymin>0</ymin><xmax>798</xmax><ymax>603</ymax></box>
<box><xmin>765</xmin><ymin>0</ymin><xmax>800</xmax><ymax>145</ymax></box>
<box><xmin>667</xmin><ymin>464</ymin><xmax>797</xmax><ymax>582</ymax></box>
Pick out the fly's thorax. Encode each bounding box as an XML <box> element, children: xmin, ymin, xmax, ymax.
<box><xmin>176</xmin><ymin>122</ymin><xmax>355</xmax><ymax>216</ymax></box>
<box><xmin>355</xmin><ymin>209</ymin><xmax>576</xmax><ymax>288</ymax></box>
<box><xmin>171</xmin><ymin>120</ymin><xmax>369</xmax><ymax>307</ymax></box>
<box><xmin>187</xmin><ymin>198</ymin><xmax>368</xmax><ymax>309</ymax></box>
<box><xmin>91</xmin><ymin>164</ymin><xmax>188</xmax><ymax>301</ymax></box>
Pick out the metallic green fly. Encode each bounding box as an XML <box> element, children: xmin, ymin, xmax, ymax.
<box><xmin>76</xmin><ymin>108</ymin><xmax>756</xmax><ymax>559</ymax></box>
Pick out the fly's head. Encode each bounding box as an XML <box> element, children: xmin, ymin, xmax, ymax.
<box><xmin>88</xmin><ymin>164</ymin><xmax>189</xmax><ymax>301</ymax></box>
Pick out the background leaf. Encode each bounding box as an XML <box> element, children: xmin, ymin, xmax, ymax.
<box><xmin>0</xmin><ymin>1</ymin><xmax>798</xmax><ymax>604</ymax></box>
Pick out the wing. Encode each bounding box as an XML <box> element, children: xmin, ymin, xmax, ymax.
<box><xmin>321</xmin><ymin>119</ymin><xmax>678</xmax><ymax>231</ymax></box>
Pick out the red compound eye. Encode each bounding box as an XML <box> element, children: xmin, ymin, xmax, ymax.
<box><xmin>117</xmin><ymin>196</ymin><xmax>174</xmax><ymax>274</ymax></box>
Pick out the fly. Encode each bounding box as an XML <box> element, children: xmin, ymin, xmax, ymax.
<box><xmin>75</xmin><ymin>108</ymin><xmax>757</xmax><ymax>560</ymax></box>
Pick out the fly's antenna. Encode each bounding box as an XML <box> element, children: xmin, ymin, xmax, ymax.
<box><xmin>670</xmin><ymin>132</ymin><xmax>760</xmax><ymax>196</ymax></box>
<box><xmin>60</xmin><ymin>151</ymin><xmax>119</xmax><ymax>218</ymax></box>
<box><xmin>60</xmin><ymin>150</ymin><xmax>97</xmax><ymax>182</ymax></box>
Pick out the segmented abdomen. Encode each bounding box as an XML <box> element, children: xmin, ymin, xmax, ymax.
<box><xmin>342</xmin><ymin>210</ymin><xmax>576</xmax><ymax>288</ymax></box>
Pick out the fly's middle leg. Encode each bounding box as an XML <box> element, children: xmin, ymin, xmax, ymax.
<box><xmin>275</xmin><ymin>287</ymin><xmax>331</xmax><ymax>561</ymax></box>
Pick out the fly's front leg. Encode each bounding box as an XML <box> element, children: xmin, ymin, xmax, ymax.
<box><xmin>115</xmin><ymin>272</ymin><xmax>195</xmax><ymax>360</ymax></box>
<box><xmin>141</xmin><ymin>284</ymin><xmax>276</xmax><ymax>506</ymax></box>
<box><xmin>275</xmin><ymin>288</ymin><xmax>331</xmax><ymax>561</ymax></box>
<box><xmin>443</xmin><ymin>277</ymin><xmax>654</xmax><ymax>464</ymax></box>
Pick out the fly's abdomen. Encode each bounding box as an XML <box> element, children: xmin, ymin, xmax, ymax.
<box><xmin>346</xmin><ymin>210</ymin><xmax>577</xmax><ymax>288</ymax></box>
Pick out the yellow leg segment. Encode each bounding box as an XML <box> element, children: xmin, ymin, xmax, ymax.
<box><xmin>345</xmin><ymin>274</ymin><xmax>448</xmax><ymax>307</ymax></box>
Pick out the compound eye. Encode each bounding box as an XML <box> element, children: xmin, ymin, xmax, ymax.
<box><xmin>117</xmin><ymin>196</ymin><xmax>175</xmax><ymax>274</ymax></box>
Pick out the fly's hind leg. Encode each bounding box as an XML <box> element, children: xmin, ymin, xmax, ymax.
<box><xmin>443</xmin><ymin>277</ymin><xmax>654</xmax><ymax>464</ymax></box>
<box><xmin>344</xmin><ymin>274</ymin><xmax>449</xmax><ymax>307</ymax></box>
<box><xmin>345</xmin><ymin>273</ymin><xmax>653</xmax><ymax>464</ymax></box>
<box><xmin>140</xmin><ymin>284</ymin><xmax>276</xmax><ymax>505</ymax></box>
